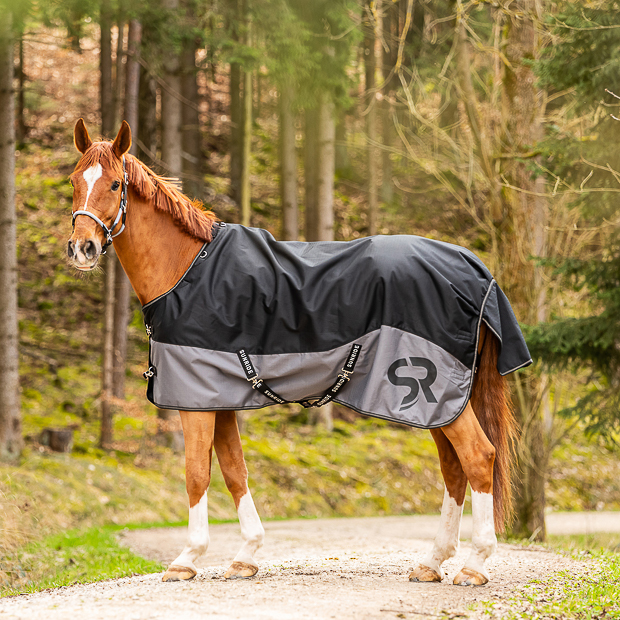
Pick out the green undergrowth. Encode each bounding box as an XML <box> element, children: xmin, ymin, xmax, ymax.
<box><xmin>548</xmin><ymin>532</ymin><xmax>620</xmax><ymax>555</ymax></box>
<box><xmin>479</xmin><ymin>534</ymin><xmax>620</xmax><ymax>619</ymax></box>
<box><xmin>0</xmin><ymin>526</ymin><xmax>164</xmax><ymax>597</ymax></box>
<box><xmin>486</xmin><ymin>552</ymin><xmax>620</xmax><ymax>619</ymax></box>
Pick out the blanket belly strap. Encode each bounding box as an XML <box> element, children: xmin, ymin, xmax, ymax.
<box><xmin>236</xmin><ymin>344</ymin><xmax>362</xmax><ymax>409</ymax></box>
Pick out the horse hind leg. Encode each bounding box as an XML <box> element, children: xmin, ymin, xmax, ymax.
<box><xmin>409</xmin><ymin>428</ymin><xmax>467</xmax><ymax>583</ymax></box>
<box><xmin>214</xmin><ymin>411</ymin><xmax>264</xmax><ymax>579</ymax></box>
<box><xmin>162</xmin><ymin>410</ymin><xmax>216</xmax><ymax>582</ymax></box>
<box><xmin>441</xmin><ymin>402</ymin><xmax>497</xmax><ymax>586</ymax></box>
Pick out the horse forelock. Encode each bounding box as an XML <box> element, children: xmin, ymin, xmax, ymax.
<box><xmin>74</xmin><ymin>141</ymin><xmax>122</xmax><ymax>176</ymax></box>
<box><xmin>73</xmin><ymin>141</ymin><xmax>217</xmax><ymax>243</ymax></box>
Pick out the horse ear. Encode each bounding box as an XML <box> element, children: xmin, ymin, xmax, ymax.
<box><xmin>112</xmin><ymin>120</ymin><xmax>132</xmax><ymax>158</ymax></box>
<box><xmin>74</xmin><ymin>118</ymin><xmax>92</xmax><ymax>154</ymax></box>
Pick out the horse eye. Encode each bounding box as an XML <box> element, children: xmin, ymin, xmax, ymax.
<box><xmin>111</xmin><ymin>180</ymin><xmax>120</xmax><ymax>191</ymax></box>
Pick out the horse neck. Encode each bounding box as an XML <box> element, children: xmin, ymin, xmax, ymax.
<box><xmin>111</xmin><ymin>190</ymin><xmax>204</xmax><ymax>305</ymax></box>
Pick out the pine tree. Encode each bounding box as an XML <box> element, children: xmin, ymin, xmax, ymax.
<box><xmin>527</xmin><ymin>1</ymin><xmax>620</xmax><ymax>440</ymax></box>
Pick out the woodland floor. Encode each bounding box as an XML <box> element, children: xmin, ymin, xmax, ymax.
<box><xmin>0</xmin><ymin>512</ymin><xmax>615</xmax><ymax>620</ymax></box>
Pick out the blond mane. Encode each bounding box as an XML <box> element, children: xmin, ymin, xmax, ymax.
<box><xmin>74</xmin><ymin>141</ymin><xmax>218</xmax><ymax>242</ymax></box>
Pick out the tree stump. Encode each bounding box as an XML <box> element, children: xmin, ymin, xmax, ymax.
<box><xmin>40</xmin><ymin>428</ymin><xmax>74</xmax><ymax>453</ymax></box>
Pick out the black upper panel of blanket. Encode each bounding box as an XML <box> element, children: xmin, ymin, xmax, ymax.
<box><xmin>142</xmin><ymin>224</ymin><xmax>531</xmax><ymax>374</ymax></box>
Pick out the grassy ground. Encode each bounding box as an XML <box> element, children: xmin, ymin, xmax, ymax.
<box><xmin>0</xmin><ymin>526</ymin><xmax>164</xmax><ymax>596</ymax></box>
<box><xmin>479</xmin><ymin>533</ymin><xmax>620</xmax><ymax>619</ymax></box>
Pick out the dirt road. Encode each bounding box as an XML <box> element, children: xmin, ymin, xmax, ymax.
<box><xmin>1</xmin><ymin>512</ymin><xmax>615</xmax><ymax>620</ymax></box>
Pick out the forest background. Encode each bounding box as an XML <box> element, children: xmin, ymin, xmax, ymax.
<box><xmin>1</xmin><ymin>0</ymin><xmax>620</xmax><ymax>593</ymax></box>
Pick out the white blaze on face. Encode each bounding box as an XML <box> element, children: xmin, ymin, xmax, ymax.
<box><xmin>465</xmin><ymin>490</ymin><xmax>497</xmax><ymax>578</ymax></box>
<box><xmin>420</xmin><ymin>487</ymin><xmax>463</xmax><ymax>576</ymax></box>
<box><xmin>233</xmin><ymin>491</ymin><xmax>265</xmax><ymax>566</ymax></box>
<box><xmin>170</xmin><ymin>490</ymin><xmax>210</xmax><ymax>570</ymax></box>
<box><xmin>82</xmin><ymin>164</ymin><xmax>103</xmax><ymax>211</ymax></box>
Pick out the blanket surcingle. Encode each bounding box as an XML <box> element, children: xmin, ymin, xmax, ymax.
<box><xmin>142</xmin><ymin>223</ymin><xmax>531</xmax><ymax>429</ymax></box>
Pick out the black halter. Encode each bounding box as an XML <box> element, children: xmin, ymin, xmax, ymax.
<box><xmin>72</xmin><ymin>156</ymin><xmax>129</xmax><ymax>253</ymax></box>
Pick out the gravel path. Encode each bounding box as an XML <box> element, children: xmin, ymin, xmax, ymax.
<box><xmin>1</xmin><ymin>512</ymin><xmax>615</xmax><ymax>620</ymax></box>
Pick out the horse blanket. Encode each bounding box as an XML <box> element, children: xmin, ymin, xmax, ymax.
<box><xmin>142</xmin><ymin>223</ymin><xmax>531</xmax><ymax>428</ymax></box>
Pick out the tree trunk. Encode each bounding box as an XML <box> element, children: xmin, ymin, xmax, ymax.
<box><xmin>15</xmin><ymin>25</ymin><xmax>26</xmax><ymax>145</ymax></box>
<box><xmin>161</xmin><ymin>0</ymin><xmax>183</xmax><ymax>177</ymax></box>
<box><xmin>99</xmin><ymin>0</ymin><xmax>117</xmax><ymax>447</ymax></box>
<box><xmin>280</xmin><ymin>82</ymin><xmax>297</xmax><ymax>240</ymax></box>
<box><xmin>335</xmin><ymin>115</ymin><xmax>349</xmax><ymax>174</ymax></box>
<box><xmin>158</xmin><ymin>4</ymin><xmax>185</xmax><ymax>451</ymax></box>
<box><xmin>100</xmin><ymin>0</ymin><xmax>114</xmax><ymax>136</ymax></box>
<box><xmin>229</xmin><ymin>61</ymin><xmax>242</xmax><ymax>205</ymax></box>
<box><xmin>110</xmin><ymin>18</ymin><xmax>141</xmax><ymax>411</ymax></box>
<box><xmin>450</xmin><ymin>3</ymin><xmax>549</xmax><ymax>539</ymax></box>
<box><xmin>124</xmin><ymin>19</ymin><xmax>141</xmax><ymax>139</ymax></box>
<box><xmin>254</xmin><ymin>68</ymin><xmax>261</xmax><ymax>120</ymax></box>
<box><xmin>380</xmin><ymin>98</ymin><xmax>394</xmax><ymax>204</ymax></box>
<box><xmin>304</xmin><ymin>106</ymin><xmax>318</xmax><ymax>242</ymax></box>
<box><xmin>315</xmin><ymin>93</ymin><xmax>335</xmax><ymax>241</ymax></box>
<box><xmin>363</xmin><ymin>3</ymin><xmax>378</xmax><ymax>236</ymax></box>
<box><xmin>502</xmin><ymin>0</ymin><xmax>549</xmax><ymax>540</ymax></box>
<box><xmin>499</xmin><ymin>0</ymin><xmax>548</xmax><ymax>541</ymax></box>
<box><xmin>0</xmin><ymin>12</ymin><xmax>22</xmax><ymax>460</ymax></box>
<box><xmin>380</xmin><ymin>0</ymin><xmax>397</xmax><ymax>204</ymax></box>
<box><xmin>100</xmin><ymin>250</ymin><xmax>116</xmax><ymax>448</ymax></box>
<box><xmin>181</xmin><ymin>35</ymin><xmax>204</xmax><ymax>200</ymax></box>
<box><xmin>239</xmin><ymin>0</ymin><xmax>252</xmax><ymax>227</ymax></box>
<box><xmin>138</xmin><ymin>63</ymin><xmax>158</xmax><ymax>164</ymax></box>
<box><xmin>314</xmin><ymin>91</ymin><xmax>335</xmax><ymax>431</ymax></box>
<box><xmin>303</xmin><ymin>96</ymin><xmax>335</xmax><ymax>430</ymax></box>
<box><xmin>113</xmin><ymin>16</ymin><xmax>125</xmax><ymax>128</ymax></box>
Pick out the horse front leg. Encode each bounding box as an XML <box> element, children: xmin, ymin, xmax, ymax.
<box><xmin>410</xmin><ymin>428</ymin><xmax>467</xmax><ymax>583</ymax></box>
<box><xmin>162</xmin><ymin>410</ymin><xmax>216</xmax><ymax>582</ymax></box>
<box><xmin>214</xmin><ymin>411</ymin><xmax>264</xmax><ymax>579</ymax></box>
<box><xmin>441</xmin><ymin>402</ymin><xmax>497</xmax><ymax>586</ymax></box>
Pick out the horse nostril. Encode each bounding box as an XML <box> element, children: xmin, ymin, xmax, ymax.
<box><xmin>67</xmin><ymin>240</ymin><xmax>75</xmax><ymax>258</ymax></box>
<box><xmin>84</xmin><ymin>240</ymin><xmax>96</xmax><ymax>259</ymax></box>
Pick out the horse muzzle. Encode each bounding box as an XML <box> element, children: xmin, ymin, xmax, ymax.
<box><xmin>67</xmin><ymin>237</ymin><xmax>102</xmax><ymax>270</ymax></box>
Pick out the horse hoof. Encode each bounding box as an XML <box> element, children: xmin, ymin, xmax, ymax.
<box><xmin>409</xmin><ymin>565</ymin><xmax>442</xmax><ymax>582</ymax></box>
<box><xmin>162</xmin><ymin>565</ymin><xmax>197</xmax><ymax>582</ymax></box>
<box><xmin>224</xmin><ymin>561</ymin><xmax>259</xmax><ymax>579</ymax></box>
<box><xmin>453</xmin><ymin>567</ymin><xmax>488</xmax><ymax>586</ymax></box>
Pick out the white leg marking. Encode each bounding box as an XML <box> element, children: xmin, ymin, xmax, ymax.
<box><xmin>82</xmin><ymin>163</ymin><xmax>103</xmax><ymax>210</ymax></box>
<box><xmin>464</xmin><ymin>490</ymin><xmax>497</xmax><ymax>578</ymax></box>
<box><xmin>170</xmin><ymin>491</ymin><xmax>209</xmax><ymax>570</ymax></box>
<box><xmin>420</xmin><ymin>487</ymin><xmax>464</xmax><ymax>577</ymax></box>
<box><xmin>233</xmin><ymin>491</ymin><xmax>265</xmax><ymax>567</ymax></box>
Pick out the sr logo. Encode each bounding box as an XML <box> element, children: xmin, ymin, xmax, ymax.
<box><xmin>387</xmin><ymin>357</ymin><xmax>438</xmax><ymax>411</ymax></box>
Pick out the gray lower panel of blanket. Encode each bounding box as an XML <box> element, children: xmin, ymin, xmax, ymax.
<box><xmin>150</xmin><ymin>326</ymin><xmax>474</xmax><ymax>428</ymax></box>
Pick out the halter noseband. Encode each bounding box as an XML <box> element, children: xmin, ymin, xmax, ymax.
<box><xmin>71</xmin><ymin>156</ymin><xmax>129</xmax><ymax>254</ymax></box>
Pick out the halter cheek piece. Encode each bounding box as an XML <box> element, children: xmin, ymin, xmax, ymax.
<box><xmin>71</xmin><ymin>156</ymin><xmax>129</xmax><ymax>254</ymax></box>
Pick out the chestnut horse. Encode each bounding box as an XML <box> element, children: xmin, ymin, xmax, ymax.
<box><xmin>67</xmin><ymin>119</ymin><xmax>516</xmax><ymax>586</ymax></box>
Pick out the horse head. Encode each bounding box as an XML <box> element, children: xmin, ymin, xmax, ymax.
<box><xmin>67</xmin><ymin>118</ymin><xmax>131</xmax><ymax>270</ymax></box>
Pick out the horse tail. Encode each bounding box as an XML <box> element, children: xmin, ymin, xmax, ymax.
<box><xmin>470</xmin><ymin>327</ymin><xmax>517</xmax><ymax>532</ymax></box>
